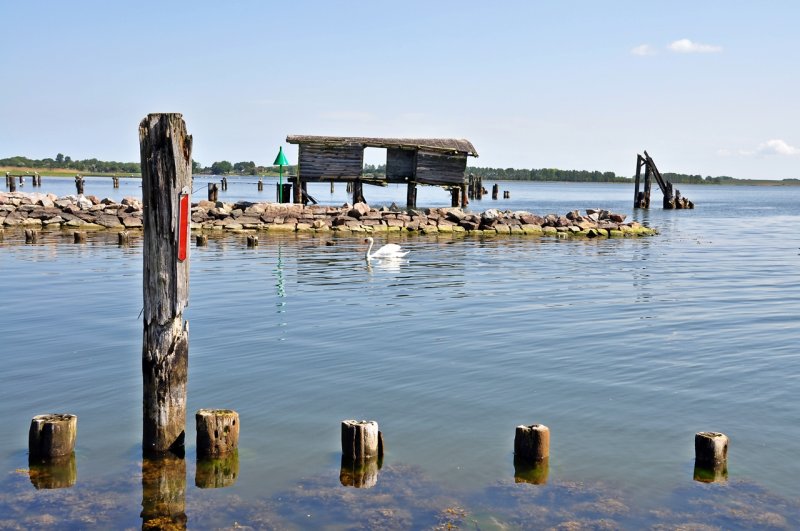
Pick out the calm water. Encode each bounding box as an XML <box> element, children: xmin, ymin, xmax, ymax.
<box><xmin>1</xmin><ymin>179</ymin><xmax>799</xmax><ymax>528</ymax></box>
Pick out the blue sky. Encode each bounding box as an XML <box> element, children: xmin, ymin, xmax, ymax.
<box><xmin>2</xmin><ymin>1</ymin><xmax>798</xmax><ymax>179</ymax></box>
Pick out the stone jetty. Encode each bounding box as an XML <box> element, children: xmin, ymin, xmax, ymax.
<box><xmin>1</xmin><ymin>192</ymin><xmax>656</xmax><ymax>238</ymax></box>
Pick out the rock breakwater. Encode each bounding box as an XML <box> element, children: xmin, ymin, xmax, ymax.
<box><xmin>1</xmin><ymin>192</ymin><xmax>656</xmax><ymax>238</ymax></box>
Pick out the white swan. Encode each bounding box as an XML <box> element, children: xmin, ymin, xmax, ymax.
<box><xmin>364</xmin><ymin>237</ymin><xmax>408</xmax><ymax>260</ymax></box>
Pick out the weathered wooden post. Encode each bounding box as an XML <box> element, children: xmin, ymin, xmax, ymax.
<box><xmin>196</xmin><ymin>409</ymin><xmax>239</xmax><ymax>458</ymax></box>
<box><xmin>694</xmin><ymin>431</ymin><xmax>729</xmax><ymax>483</ymax></box>
<box><xmin>514</xmin><ymin>424</ymin><xmax>550</xmax><ymax>461</ymax></box>
<box><xmin>118</xmin><ymin>231</ymin><xmax>130</xmax><ymax>246</ymax></box>
<box><xmin>73</xmin><ymin>231</ymin><xmax>87</xmax><ymax>244</ymax></box>
<box><xmin>8</xmin><ymin>174</ymin><xmax>16</xmax><ymax>192</ymax></box>
<box><xmin>246</xmin><ymin>235</ymin><xmax>258</xmax><ymax>248</ymax></box>
<box><xmin>352</xmin><ymin>180</ymin><xmax>365</xmax><ymax>204</ymax></box>
<box><xmin>341</xmin><ymin>419</ymin><xmax>382</xmax><ymax>461</ymax></box>
<box><xmin>492</xmin><ymin>183</ymin><xmax>499</xmax><ymax>200</ymax></box>
<box><xmin>139</xmin><ymin>113</ymin><xmax>192</xmax><ymax>455</ymax></box>
<box><xmin>24</xmin><ymin>229</ymin><xmax>38</xmax><ymax>243</ymax></box>
<box><xmin>207</xmin><ymin>182</ymin><xmax>218</xmax><ymax>202</ymax></box>
<box><xmin>406</xmin><ymin>182</ymin><xmax>417</xmax><ymax>208</ymax></box>
<box><xmin>257</xmin><ymin>177</ymin><xmax>263</xmax><ymax>191</ymax></box>
<box><xmin>196</xmin><ymin>234</ymin><xmax>208</xmax><ymax>247</ymax></box>
<box><xmin>75</xmin><ymin>175</ymin><xmax>84</xmax><ymax>195</ymax></box>
<box><xmin>29</xmin><ymin>414</ymin><xmax>77</xmax><ymax>459</ymax></box>
<box><xmin>450</xmin><ymin>187</ymin><xmax>459</xmax><ymax>207</ymax></box>
<box><xmin>460</xmin><ymin>182</ymin><xmax>468</xmax><ymax>207</ymax></box>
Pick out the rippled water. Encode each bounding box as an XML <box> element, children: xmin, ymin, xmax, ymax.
<box><xmin>1</xmin><ymin>180</ymin><xmax>798</xmax><ymax>528</ymax></box>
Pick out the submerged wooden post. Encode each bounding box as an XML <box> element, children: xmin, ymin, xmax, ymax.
<box><xmin>257</xmin><ymin>177</ymin><xmax>263</xmax><ymax>191</ymax></box>
<box><xmin>73</xmin><ymin>231</ymin><xmax>87</xmax><ymax>243</ymax></box>
<box><xmin>246</xmin><ymin>235</ymin><xmax>258</xmax><ymax>248</ymax></box>
<box><xmin>29</xmin><ymin>414</ymin><xmax>77</xmax><ymax>458</ymax></box>
<box><xmin>514</xmin><ymin>424</ymin><xmax>550</xmax><ymax>462</ymax></box>
<box><xmin>118</xmin><ymin>231</ymin><xmax>130</xmax><ymax>246</ymax></box>
<box><xmin>492</xmin><ymin>183</ymin><xmax>499</xmax><ymax>200</ymax></box>
<box><xmin>139</xmin><ymin>113</ymin><xmax>192</xmax><ymax>455</ymax></box>
<box><xmin>196</xmin><ymin>234</ymin><xmax>208</xmax><ymax>247</ymax></box>
<box><xmin>196</xmin><ymin>409</ymin><xmax>239</xmax><ymax>458</ymax></box>
<box><xmin>207</xmin><ymin>183</ymin><xmax>218</xmax><ymax>202</ymax></box>
<box><xmin>75</xmin><ymin>175</ymin><xmax>84</xmax><ymax>195</ymax></box>
<box><xmin>24</xmin><ymin>229</ymin><xmax>38</xmax><ymax>243</ymax></box>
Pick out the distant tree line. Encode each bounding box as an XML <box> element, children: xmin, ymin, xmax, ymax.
<box><xmin>0</xmin><ymin>154</ymin><xmax>140</xmax><ymax>174</ymax></box>
<box><xmin>466</xmin><ymin>166</ymin><xmax>754</xmax><ymax>185</ymax></box>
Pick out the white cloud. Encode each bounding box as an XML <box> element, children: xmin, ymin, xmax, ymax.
<box><xmin>722</xmin><ymin>139</ymin><xmax>800</xmax><ymax>158</ymax></box>
<box><xmin>631</xmin><ymin>44</ymin><xmax>656</xmax><ymax>56</ymax></box>
<box><xmin>668</xmin><ymin>39</ymin><xmax>723</xmax><ymax>53</ymax></box>
<box><xmin>756</xmin><ymin>139</ymin><xmax>800</xmax><ymax>156</ymax></box>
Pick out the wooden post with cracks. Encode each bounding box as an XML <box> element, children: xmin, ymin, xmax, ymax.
<box><xmin>139</xmin><ymin>113</ymin><xmax>192</xmax><ymax>456</ymax></box>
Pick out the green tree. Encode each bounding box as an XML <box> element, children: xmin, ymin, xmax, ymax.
<box><xmin>56</xmin><ymin>153</ymin><xmax>64</xmax><ymax>164</ymax></box>
<box><xmin>211</xmin><ymin>160</ymin><xmax>233</xmax><ymax>175</ymax></box>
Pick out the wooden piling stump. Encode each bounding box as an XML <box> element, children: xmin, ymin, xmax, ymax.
<box><xmin>341</xmin><ymin>419</ymin><xmax>380</xmax><ymax>461</ymax></box>
<box><xmin>196</xmin><ymin>234</ymin><xmax>208</xmax><ymax>247</ymax></box>
<box><xmin>118</xmin><ymin>231</ymin><xmax>130</xmax><ymax>245</ymax></box>
<box><xmin>695</xmin><ymin>431</ymin><xmax>728</xmax><ymax>467</ymax></box>
<box><xmin>196</xmin><ymin>409</ymin><xmax>239</xmax><ymax>458</ymax></box>
<box><xmin>246</xmin><ymin>235</ymin><xmax>258</xmax><ymax>248</ymax></box>
<box><xmin>24</xmin><ymin>229</ymin><xmax>38</xmax><ymax>243</ymax></box>
<box><xmin>257</xmin><ymin>178</ymin><xmax>263</xmax><ymax>191</ymax></box>
<box><xmin>492</xmin><ymin>183</ymin><xmax>499</xmax><ymax>200</ymax></box>
<box><xmin>73</xmin><ymin>231</ymin><xmax>87</xmax><ymax>243</ymax></box>
<box><xmin>29</xmin><ymin>414</ymin><xmax>77</xmax><ymax>459</ymax></box>
<box><xmin>514</xmin><ymin>424</ymin><xmax>550</xmax><ymax>462</ymax></box>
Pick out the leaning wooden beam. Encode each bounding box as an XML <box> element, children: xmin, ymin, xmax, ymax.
<box><xmin>139</xmin><ymin>113</ymin><xmax>192</xmax><ymax>455</ymax></box>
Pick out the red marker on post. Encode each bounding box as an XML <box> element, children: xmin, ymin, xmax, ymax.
<box><xmin>177</xmin><ymin>189</ymin><xmax>189</xmax><ymax>262</ymax></box>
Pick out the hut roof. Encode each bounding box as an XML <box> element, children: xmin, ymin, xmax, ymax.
<box><xmin>286</xmin><ymin>135</ymin><xmax>478</xmax><ymax>157</ymax></box>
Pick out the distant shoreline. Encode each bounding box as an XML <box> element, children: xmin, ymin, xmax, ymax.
<box><xmin>3</xmin><ymin>166</ymin><xmax>798</xmax><ymax>186</ymax></box>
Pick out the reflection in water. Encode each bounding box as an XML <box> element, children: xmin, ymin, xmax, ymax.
<box><xmin>28</xmin><ymin>453</ymin><xmax>77</xmax><ymax>489</ymax></box>
<box><xmin>141</xmin><ymin>453</ymin><xmax>186</xmax><ymax>530</ymax></box>
<box><xmin>694</xmin><ymin>462</ymin><xmax>728</xmax><ymax>483</ymax></box>
<box><xmin>340</xmin><ymin>455</ymin><xmax>381</xmax><ymax>489</ymax></box>
<box><xmin>513</xmin><ymin>456</ymin><xmax>549</xmax><ymax>485</ymax></box>
<box><xmin>275</xmin><ymin>244</ymin><xmax>286</xmax><ymax>298</ymax></box>
<box><xmin>196</xmin><ymin>450</ymin><xmax>239</xmax><ymax>489</ymax></box>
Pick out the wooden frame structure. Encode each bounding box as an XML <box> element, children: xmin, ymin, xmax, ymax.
<box><xmin>634</xmin><ymin>151</ymin><xmax>694</xmax><ymax>210</ymax></box>
<box><xmin>286</xmin><ymin>135</ymin><xmax>478</xmax><ymax>207</ymax></box>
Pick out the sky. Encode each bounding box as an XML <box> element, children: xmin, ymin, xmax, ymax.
<box><xmin>1</xmin><ymin>0</ymin><xmax>799</xmax><ymax>180</ymax></box>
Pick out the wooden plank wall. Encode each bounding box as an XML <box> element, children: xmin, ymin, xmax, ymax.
<box><xmin>385</xmin><ymin>148</ymin><xmax>416</xmax><ymax>183</ymax></box>
<box><xmin>298</xmin><ymin>144</ymin><xmax>364</xmax><ymax>181</ymax></box>
<box><xmin>414</xmin><ymin>150</ymin><xmax>468</xmax><ymax>186</ymax></box>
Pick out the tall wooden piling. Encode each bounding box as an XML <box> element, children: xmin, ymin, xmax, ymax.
<box><xmin>139</xmin><ymin>113</ymin><xmax>192</xmax><ymax>455</ymax></box>
<box><xmin>460</xmin><ymin>182</ymin><xmax>468</xmax><ymax>208</ymax></box>
<box><xmin>8</xmin><ymin>174</ymin><xmax>15</xmax><ymax>192</ymax></box>
<box><xmin>75</xmin><ymin>175</ymin><xmax>84</xmax><ymax>195</ymax></box>
<box><xmin>257</xmin><ymin>177</ymin><xmax>263</xmax><ymax>191</ymax></box>
<box><xmin>450</xmin><ymin>187</ymin><xmax>460</xmax><ymax>207</ymax></box>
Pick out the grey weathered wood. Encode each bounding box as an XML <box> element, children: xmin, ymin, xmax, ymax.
<box><xmin>75</xmin><ymin>175</ymin><xmax>84</xmax><ymax>195</ymax></box>
<box><xmin>298</xmin><ymin>143</ymin><xmax>364</xmax><ymax>182</ymax></box>
<box><xmin>246</xmin><ymin>235</ymin><xmax>258</xmax><ymax>248</ymax></box>
<box><xmin>386</xmin><ymin>148</ymin><xmax>416</xmax><ymax>183</ymax></box>
<box><xmin>257</xmin><ymin>178</ymin><xmax>263</xmax><ymax>191</ymax></box>
<box><xmin>341</xmin><ymin>419</ymin><xmax>380</xmax><ymax>461</ymax></box>
<box><xmin>196</xmin><ymin>234</ymin><xmax>208</xmax><ymax>247</ymax></box>
<box><xmin>414</xmin><ymin>150</ymin><xmax>467</xmax><ymax>186</ymax></box>
<box><xmin>118</xmin><ymin>231</ymin><xmax>130</xmax><ymax>246</ymax></box>
<box><xmin>29</xmin><ymin>414</ymin><xmax>77</xmax><ymax>458</ymax></box>
<box><xmin>492</xmin><ymin>183</ymin><xmax>499</xmax><ymax>200</ymax></box>
<box><xmin>514</xmin><ymin>424</ymin><xmax>550</xmax><ymax>462</ymax></box>
<box><xmin>406</xmin><ymin>182</ymin><xmax>417</xmax><ymax>208</ymax></box>
<box><xmin>633</xmin><ymin>155</ymin><xmax>643</xmax><ymax>208</ymax></box>
<box><xmin>24</xmin><ymin>229</ymin><xmax>38</xmax><ymax>243</ymax></box>
<box><xmin>460</xmin><ymin>183</ymin><xmax>468</xmax><ymax>207</ymax></box>
<box><xmin>196</xmin><ymin>409</ymin><xmax>239</xmax><ymax>458</ymax></box>
<box><xmin>208</xmin><ymin>182</ymin><xmax>218</xmax><ymax>202</ymax></box>
<box><xmin>139</xmin><ymin>113</ymin><xmax>192</xmax><ymax>455</ymax></box>
<box><xmin>73</xmin><ymin>231</ymin><xmax>87</xmax><ymax>244</ymax></box>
